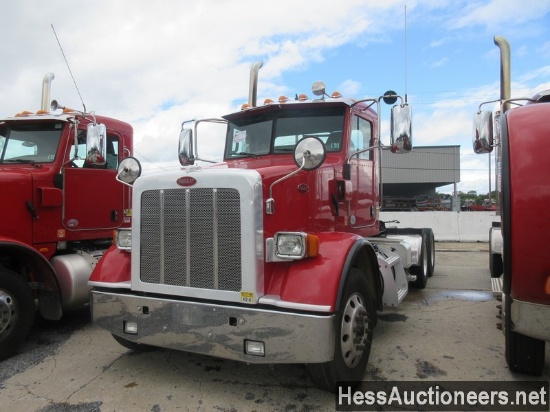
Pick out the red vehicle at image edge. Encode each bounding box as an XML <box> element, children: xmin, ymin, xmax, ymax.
<box><xmin>0</xmin><ymin>74</ymin><xmax>133</xmax><ymax>360</ymax></box>
<box><xmin>89</xmin><ymin>63</ymin><xmax>435</xmax><ymax>392</ymax></box>
<box><xmin>474</xmin><ymin>36</ymin><xmax>550</xmax><ymax>375</ymax></box>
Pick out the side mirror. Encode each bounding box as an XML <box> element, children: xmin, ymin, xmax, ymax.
<box><xmin>294</xmin><ymin>136</ymin><xmax>326</xmax><ymax>170</ymax></box>
<box><xmin>390</xmin><ymin>105</ymin><xmax>412</xmax><ymax>153</ymax></box>
<box><xmin>472</xmin><ymin>111</ymin><xmax>493</xmax><ymax>153</ymax></box>
<box><xmin>85</xmin><ymin>123</ymin><xmax>107</xmax><ymax>166</ymax></box>
<box><xmin>178</xmin><ymin>128</ymin><xmax>195</xmax><ymax>166</ymax></box>
<box><xmin>116</xmin><ymin>156</ymin><xmax>142</xmax><ymax>186</ymax></box>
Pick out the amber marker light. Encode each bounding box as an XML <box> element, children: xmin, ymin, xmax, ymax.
<box><xmin>545</xmin><ymin>276</ymin><xmax>550</xmax><ymax>295</ymax></box>
<box><xmin>306</xmin><ymin>234</ymin><xmax>319</xmax><ymax>257</ymax></box>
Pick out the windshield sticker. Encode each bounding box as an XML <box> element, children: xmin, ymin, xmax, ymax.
<box><xmin>233</xmin><ymin>130</ymin><xmax>246</xmax><ymax>143</ymax></box>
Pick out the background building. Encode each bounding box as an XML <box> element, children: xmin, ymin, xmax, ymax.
<box><xmin>381</xmin><ymin>145</ymin><xmax>460</xmax><ymax>210</ymax></box>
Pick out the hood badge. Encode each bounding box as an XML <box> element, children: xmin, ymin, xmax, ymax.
<box><xmin>176</xmin><ymin>176</ymin><xmax>197</xmax><ymax>187</ymax></box>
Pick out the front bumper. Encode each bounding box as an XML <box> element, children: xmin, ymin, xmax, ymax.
<box><xmin>91</xmin><ymin>290</ymin><xmax>335</xmax><ymax>363</ymax></box>
<box><xmin>511</xmin><ymin>298</ymin><xmax>550</xmax><ymax>342</ymax></box>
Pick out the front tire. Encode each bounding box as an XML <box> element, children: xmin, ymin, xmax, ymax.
<box><xmin>307</xmin><ymin>268</ymin><xmax>375</xmax><ymax>392</ymax></box>
<box><xmin>0</xmin><ymin>268</ymin><xmax>35</xmax><ymax>360</ymax></box>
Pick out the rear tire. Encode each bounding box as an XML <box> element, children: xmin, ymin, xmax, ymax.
<box><xmin>409</xmin><ymin>237</ymin><xmax>428</xmax><ymax>289</ymax></box>
<box><xmin>0</xmin><ymin>268</ymin><xmax>35</xmax><ymax>360</ymax></box>
<box><xmin>423</xmin><ymin>229</ymin><xmax>435</xmax><ymax>277</ymax></box>
<box><xmin>504</xmin><ymin>295</ymin><xmax>545</xmax><ymax>375</ymax></box>
<box><xmin>307</xmin><ymin>268</ymin><xmax>375</xmax><ymax>392</ymax></box>
<box><xmin>111</xmin><ymin>333</ymin><xmax>157</xmax><ymax>353</ymax></box>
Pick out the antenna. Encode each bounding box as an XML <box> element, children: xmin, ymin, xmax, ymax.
<box><xmin>51</xmin><ymin>24</ymin><xmax>87</xmax><ymax>112</ymax></box>
<box><xmin>404</xmin><ymin>5</ymin><xmax>408</xmax><ymax>104</ymax></box>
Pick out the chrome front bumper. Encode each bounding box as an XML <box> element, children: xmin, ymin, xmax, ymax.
<box><xmin>510</xmin><ymin>298</ymin><xmax>550</xmax><ymax>342</ymax></box>
<box><xmin>91</xmin><ymin>290</ymin><xmax>335</xmax><ymax>363</ymax></box>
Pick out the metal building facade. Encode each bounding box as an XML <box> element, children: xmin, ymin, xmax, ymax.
<box><xmin>381</xmin><ymin>145</ymin><xmax>460</xmax><ymax>197</ymax></box>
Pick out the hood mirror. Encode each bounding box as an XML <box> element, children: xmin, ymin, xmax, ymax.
<box><xmin>116</xmin><ymin>156</ymin><xmax>142</xmax><ymax>186</ymax></box>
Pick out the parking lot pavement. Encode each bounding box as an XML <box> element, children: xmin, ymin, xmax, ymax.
<box><xmin>1</xmin><ymin>243</ymin><xmax>548</xmax><ymax>411</ymax></box>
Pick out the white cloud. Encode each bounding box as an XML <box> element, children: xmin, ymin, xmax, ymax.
<box><xmin>449</xmin><ymin>0</ymin><xmax>550</xmax><ymax>30</ymax></box>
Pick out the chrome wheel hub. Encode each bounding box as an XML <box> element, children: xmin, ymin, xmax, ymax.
<box><xmin>0</xmin><ymin>289</ymin><xmax>17</xmax><ymax>339</ymax></box>
<box><xmin>340</xmin><ymin>293</ymin><xmax>369</xmax><ymax>368</ymax></box>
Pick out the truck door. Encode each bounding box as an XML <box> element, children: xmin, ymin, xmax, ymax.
<box><xmin>348</xmin><ymin>115</ymin><xmax>377</xmax><ymax>229</ymax></box>
<box><xmin>62</xmin><ymin>131</ymin><xmax>124</xmax><ymax>231</ymax></box>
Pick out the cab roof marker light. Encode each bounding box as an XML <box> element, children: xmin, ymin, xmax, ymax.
<box><xmin>278</xmin><ymin>95</ymin><xmax>290</xmax><ymax>103</ymax></box>
<box><xmin>241</xmin><ymin>103</ymin><xmax>251</xmax><ymax>110</ymax></box>
<box><xmin>331</xmin><ymin>91</ymin><xmax>342</xmax><ymax>98</ymax></box>
<box><xmin>15</xmin><ymin>111</ymin><xmax>34</xmax><ymax>117</ymax></box>
<box><xmin>298</xmin><ymin>93</ymin><xmax>308</xmax><ymax>101</ymax></box>
<box><xmin>264</xmin><ymin>98</ymin><xmax>275</xmax><ymax>105</ymax></box>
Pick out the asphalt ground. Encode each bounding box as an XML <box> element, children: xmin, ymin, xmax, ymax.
<box><xmin>0</xmin><ymin>242</ymin><xmax>548</xmax><ymax>411</ymax></box>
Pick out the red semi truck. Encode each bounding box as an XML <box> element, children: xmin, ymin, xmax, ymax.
<box><xmin>89</xmin><ymin>63</ymin><xmax>435</xmax><ymax>391</ymax></box>
<box><xmin>0</xmin><ymin>73</ymin><xmax>133</xmax><ymax>360</ymax></box>
<box><xmin>474</xmin><ymin>36</ymin><xmax>550</xmax><ymax>375</ymax></box>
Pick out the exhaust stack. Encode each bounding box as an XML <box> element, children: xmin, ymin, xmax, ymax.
<box><xmin>248</xmin><ymin>61</ymin><xmax>263</xmax><ymax>107</ymax></box>
<box><xmin>41</xmin><ymin>73</ymin><xmax>55</xmax><ymax>112</ymax></box>
<box><xmin>494</xmin><ymin>36</ymin><xmax>511</xmax><ymax>113</ymax></box>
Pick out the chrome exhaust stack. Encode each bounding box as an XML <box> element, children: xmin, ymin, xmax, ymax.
<box><xmin>41</xmin><ymin>73</ymin><xmax>55</xmax><ymax>112</ymax></box>
<box><xmin>248</xmin><ymin>61</ymin><xmax>263</xmax><ymax>107</ymax></box>
<box><xmin>494</xmin><ymin>36</ymin><xmax>511</xmax><ymax>112</ymax></box>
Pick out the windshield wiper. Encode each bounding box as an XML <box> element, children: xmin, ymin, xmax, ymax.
<box><xmin>232</xmin><ymin>152</ymin><xmax>260</xmax><ymax>158</ymax></box>
<box><xmin>3</xmin><ymin>159</ymin><xmax>37</xmax><ymax>164</ymax></box>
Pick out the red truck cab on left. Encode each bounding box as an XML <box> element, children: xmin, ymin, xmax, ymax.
<box><xmin>0</xmin><ymin>73</ymin><xmax>133</xmax><ymax>359</ymax></box>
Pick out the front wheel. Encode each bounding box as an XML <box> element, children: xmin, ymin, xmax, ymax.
<box><xmin>307</xmin><ymin>268</ymin><xmax>375</xmax><ymax>392</ymax></box>
<box><xmin>0</xmin><ymin>268</ymin><xmax>35</xmax><ymax>360</ymax></box>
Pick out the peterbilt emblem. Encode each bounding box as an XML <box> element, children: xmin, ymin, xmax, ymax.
<box><xmin>176</xmin><ymin>176</ymin><xmax>197</xmax><ymax>187</ymax></box>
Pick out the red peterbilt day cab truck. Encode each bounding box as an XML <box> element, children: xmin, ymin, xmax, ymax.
<box><xmin>474</xmin><ymin>36</ymin><xmax>550</xmax><ymax>375</ymax></box>
<box><xmin>0</xmin><ymin>73</ymin><xmax>133</xmax><ymax>360</ymax></box>
<box><xmin>89</xmin><ymin>63</ymin><xmax>435</xmax><ymax>391</ymax></box>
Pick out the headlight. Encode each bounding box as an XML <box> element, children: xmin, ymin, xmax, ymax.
<box><xmin>275</xmin><ymin>232</ymin><xmax>306</xmax><ymax>259</ymax></box>
<box><xmin>267</xmin><ymin>232</ymin><xmax>319</xmax><ymax>261</ymax></box>
<box><xmin>116</xmin><ymin>229</ymin><xmax>132</xmax><ymax>250</ymax></box>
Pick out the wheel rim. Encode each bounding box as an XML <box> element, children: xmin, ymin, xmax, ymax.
<box><xmin>0</xmin><ymin>289</ymin><xmax>17</xmax><ymax>340</ymax></box>
<box><xmin>340</xmin><ymin>292</ymin><xmax>369</xmax><ymax>368</ymax></box>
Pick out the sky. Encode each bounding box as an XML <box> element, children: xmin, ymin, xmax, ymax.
<box><xmin>2</xmin><ymin>0</ymin><xmax>550</xmax><ymax>195</ymax></box>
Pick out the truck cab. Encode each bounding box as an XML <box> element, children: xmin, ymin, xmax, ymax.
<box><xmin>0</xmin><ymin>73</ymin><xmax>133</xmax><ymax>360</ymax></box>
<box><xmin>473</xmin><ymin>36</ymin><xmax>550</xmax><ymax>375</ymax></box>
<box><xmin>90</xmin><ymin>66</ymin><xmax>433</xmax><ymax>391</ymax></box>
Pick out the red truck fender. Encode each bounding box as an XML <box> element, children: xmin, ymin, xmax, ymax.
<box><xmin>267</xmin><ymin>232</ymin><xmax>381</xmax><ymax>312</ymax></box>
<box><xmin>89</xmin><ymin>243</ymin><xmax>131</xmax><ymax>285</ymax></box>
<box><xmin>0</xmin><ymin>237</ymin><xmax>62</xmax><ymax>320</ymax></box>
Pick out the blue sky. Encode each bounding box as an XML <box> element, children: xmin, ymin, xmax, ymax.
<box><xmin>1</xmin><ymin>1</ymin><xmax>550</xmax><ymax>195</ymax></box>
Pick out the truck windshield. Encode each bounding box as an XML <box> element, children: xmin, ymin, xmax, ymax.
<box><xmin>225</xmin><ymin>106</ymin><xmax>345</xmax><ymax>159</ymax></box>
<box><xmin>0</xmin><ymin>122</ymin><xmax>64</xmax><ymax>164</ymax></box>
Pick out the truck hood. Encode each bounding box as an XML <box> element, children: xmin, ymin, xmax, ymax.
<box><xmin>203</xmin><ymin>156</ymin><xmax>335</xmax><ymax>184</ymax></box>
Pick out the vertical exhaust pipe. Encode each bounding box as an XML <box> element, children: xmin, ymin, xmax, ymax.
<box><xmin>494</xmin><ymin>36</ymin><xmax>511</xmax><ymax>113</ymax></box>
<box><xmin>41</xmin><ymin>73</ymin><xmax>55</xmax><ymax>112</ymax></box>
<box><xmin>248</xmin><ymin>61</ymin><xmax>263</xmax><ymax>107</ymax></box>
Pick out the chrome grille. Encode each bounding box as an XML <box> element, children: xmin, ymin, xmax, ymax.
<box><xmin>140</xmin><ymin>188</ymin><xmax>242</xmax><ymax>291</ymax></box>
